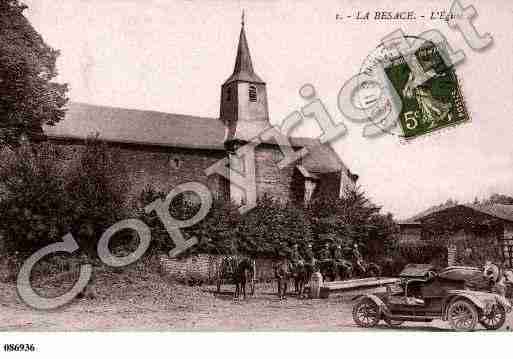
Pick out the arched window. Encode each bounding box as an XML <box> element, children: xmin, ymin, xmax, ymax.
<box><xmin>249</xmin><ymin>85</ymin><xmax>257</xmax><ymax>102</ymax></box>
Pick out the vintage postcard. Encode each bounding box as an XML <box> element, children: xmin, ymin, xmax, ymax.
<box><xmin>1</xmin><ymin>0</ymin><xmax>513</xmax><ymax>356</ymax></box>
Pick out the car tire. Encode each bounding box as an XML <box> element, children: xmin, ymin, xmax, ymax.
<box><xmin>352</xmin><ymin>298</ymin><xmax>380</xmax><ymax>328</ymax></box>
<box><xmin>480</xmin><ymin>304</ymin><xmax>506</xmax><ymax>330</ymax></box>
<box><xmin>448</xmin><ymin>299</ymin><xmax>478</xmax><ymax>331</ymax></box>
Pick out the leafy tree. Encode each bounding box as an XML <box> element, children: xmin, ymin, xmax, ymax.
<box><xmin>307</xmin><ymin>189</ymin><xmax>396</xmax><ymax>259</ymax></box>
<box><xmin>0</xmin><ymin>0</ymin><xmax>68</xmax><ymax>147</ymax></box>
<box><xmin>65</xmin><ymin>137</ymin><xmax>129</xmax><ymax>255</ymax></box>
<box><xmin>133</xmin><ymin>186</ymin><xmax>241</xmax><ymax>256</ymax></box>
<box><xmin>0</xmin><ymin>138</ymin><xmax>131</xmax><ymax>256</ymax></box>
<box><xmin>235</xmin><ymin>196</ymin><xmax>312</xmax><ymax>258</ymax></box>
<box><xmin>0</xmin><ymin>142</ymin><xmax>70</xmax><ymax>254</ymax></box>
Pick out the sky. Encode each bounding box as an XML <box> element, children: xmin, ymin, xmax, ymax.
<box><xmin>23</xmin><ymin>0</ymin><xmax>513</xmax><ymax>219</ymax></box>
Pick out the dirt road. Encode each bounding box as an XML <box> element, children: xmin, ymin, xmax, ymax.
<box><xmin>2</xmin><ymin>283</ymin><xmax>512</xmax><ymax>331</ymax></box>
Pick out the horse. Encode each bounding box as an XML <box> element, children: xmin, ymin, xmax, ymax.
<box><xmin>293</xmin><ymin>259</ymin><xmax>316</xmax><ymax>298</ymax></box>
<box><xmin>216</xmin><ymin>256</ymin><xmax>255</xmax><ymax>300</ymax></box>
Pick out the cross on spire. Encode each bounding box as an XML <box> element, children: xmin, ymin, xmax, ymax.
<box><xmin>241</xmin><ymin>10</ymin><xmax>245</xmax><ymax>27</ymax></box>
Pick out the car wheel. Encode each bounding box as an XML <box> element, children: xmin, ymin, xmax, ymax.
<box><xmin>384</xmin><ymin>318</ymin><xmax>404</xmax><ymax>327</ymax></box>
<box><xmin>480</xmin><ymin>304</ymin><xmax>506</xmax><ymax>330</ymax></box>
<box><xmin>448</xmin><ymin>300</ymin><xmax>478</xmax><ymax>331</ymax></box>
<box><xmin>352</xmin><ymin>298</ymin><xmax>380</xmax><ymax>328</ymax></box>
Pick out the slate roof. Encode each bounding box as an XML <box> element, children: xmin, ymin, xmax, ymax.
<box><xmin>44</xmin><ymin>102</ymin><xmax>226</xmax><ymax>150</ymax></box>
<box><xmin>466</xmin><ymin>204</ymin><xmax>513</xmax><ymax>223</ymax></box>
<box><xmin>44</xmin><ymin>102</ymin><xmax>350</xmax><ymax>174</ymax></box>
<box><xmin>223</xmin><ymin>25</ymin><xmax>264</xmax><ymax>85</ymax></box>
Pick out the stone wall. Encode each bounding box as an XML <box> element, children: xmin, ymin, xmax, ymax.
<box><xmin>254</xmin><ymin>144</ymin><xmax>296</xmax><ymax>203</ymax></box>
<box><xmin>49</xmin><ymin>138</ymin><xmax>227</xmax><ymax>201</ymax></box>
<box><xmin>158</xmin><ymin>254</ymin><xmax>277</xmax><ymax>284</ymax></box>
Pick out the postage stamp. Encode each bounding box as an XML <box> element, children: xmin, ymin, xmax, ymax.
<box><xmin>384</xmin><ymin>41</ymin><xmax>470</xmax><ymax>139</ymax></box>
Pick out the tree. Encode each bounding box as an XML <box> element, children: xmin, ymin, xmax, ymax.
<box><xmin>0</xmin><ymin>142</ymin><xmax>70</xmax><ymax>254</ymax></box>
<box><xmin>235</xmin><ymin>197</ymin><xmax>312</xmax><ymax>258</ymax></box>
<box><xmin>0</xmin><ymin>138</ymin><xmax>130</xmax><ymax>256</ymax></box>
<box><xmin>0</xmin><ymin>0</ymin><xmax>68</xmax><ymax>147</ymax></box>
<box><xmin>307</xmin><ymin>189</ymin><xmax>397</xmax><ymax>260</ymax></box>
<box><xmin>65</xmin><ymin>137</ymin><xmax>130</xmax><ymax>255</ymax></box>
<box><xmin>133</xmin><ymin>186</ymin><xmax>241</xmax><ymax>256</ymax></box>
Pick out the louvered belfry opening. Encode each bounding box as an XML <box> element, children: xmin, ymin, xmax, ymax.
<box><xmin>249</xmin><ymin>85</ymin><xmax>257</xmax><ymax>102</ymax></box>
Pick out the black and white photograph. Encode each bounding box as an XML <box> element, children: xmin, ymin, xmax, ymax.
<box><xmin>1</xmin><ymin>0</ymin><xmax>512</xmax><ymax>357</ymax></box>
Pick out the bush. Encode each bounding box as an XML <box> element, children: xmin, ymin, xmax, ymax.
<box><xmin>65</xmin><ymin>137</ymin><xmax>129</xmax><ymax>255</ymax></box>
<box><xmin>0</xmin><ymin>142</ymin><xmax>69</xmax><ymax>254</ymax></box>
<box><xmin>0</xmin><ymin>138</ymin><xmax>130</xmax><ymax>258</ymax></box>
<box><xmin>307</xmin><ymin>189</ymin><xmax>398</xmax><ymax>261</ymax></box>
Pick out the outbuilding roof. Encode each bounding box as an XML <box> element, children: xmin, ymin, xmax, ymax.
<box><xmin>402</xmin><ymin>203</ymin><xmax>513</xmax><ymax>224</ymax></box>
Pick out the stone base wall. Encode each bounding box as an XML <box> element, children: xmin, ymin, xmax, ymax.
<box><xmin>159</xmin><ymin>254</ymin><xmax>276</xmax><ymax>284</ymax></box>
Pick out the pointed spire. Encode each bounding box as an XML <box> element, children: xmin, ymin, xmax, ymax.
<box><xmin>224</xmin><ymin>13</ymin><xmax>264</xmax><ymax>85</ymax></box>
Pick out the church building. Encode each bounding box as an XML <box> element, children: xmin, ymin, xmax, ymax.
<box><xmin>43</xmin><ymin>21</ymin><xmax>358</xmax><ymax>207</ymax></box>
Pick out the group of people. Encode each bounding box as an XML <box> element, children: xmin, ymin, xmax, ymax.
<box><xmin>286</xmin><ymin>241</ymin><xmax>366</xmax><ymax>279</ymax></box>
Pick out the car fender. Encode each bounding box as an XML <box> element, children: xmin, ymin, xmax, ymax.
<box><xmin>442</xmin><ymin>293</ymin><xmax>487</xmax><ymax>320</ymax></box>
<box><xmin>353</xmin><ymin>294</ymin><xmax>391</xmax><ymax>317</ymax></box>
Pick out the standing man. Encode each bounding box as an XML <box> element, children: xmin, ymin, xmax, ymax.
<box><xmin>289</xmin><ymin>243</ymin><xmax>303</xmax><ymax>267</ymax></box>
<box><xmin>302</xmin><ymin>243</ymin><xmax>317</xmax><ymax>272</ymax></box>
<box><xmin>333</xmin><ymin>244</ymin><xmax>352</xmax><ymax>280</ymax></box>
<box><xmin>318</xmin><ymin>243</ymin><xmax>331</xmax><ymax>262</ymax></box>
<box><xmin>353</xmin><ymin>243</ymin><xmax>366</xmax><ymax>276</ymax></box>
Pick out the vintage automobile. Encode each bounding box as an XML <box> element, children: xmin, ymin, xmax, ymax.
<box><xmin>352</xmin><ymin>264</ymin><xmax>512</xmax><ymax>331</ymax></box>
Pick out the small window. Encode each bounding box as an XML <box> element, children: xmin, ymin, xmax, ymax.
<box><xmin>226</xmin><ymin>87</ymin><xmax>232</xmax><ymax>102</ymax></box>
<box><xmin>249</xmin><ymin>85</ymin><xmax>257</xmax><ymax>102</ymax></box>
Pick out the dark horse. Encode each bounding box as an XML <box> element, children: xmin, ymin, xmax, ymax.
<box><xmin>274</xmin><ymin>259</ymin><xmax>313</xmax><ymax>299</ymax></box>
<box><xmin>217</xmin><ymin>256</ymin><xmax>255</xmax><ymax>299</ymax></box>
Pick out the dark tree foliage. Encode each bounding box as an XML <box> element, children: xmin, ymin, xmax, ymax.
<box><xmin>65</xmin><ymin>137</ymin><xmax>129</xmax><ymax>255</ymax></box>
<box><xmin>134</xmin><ymin>186</ymin><xmax>241</xmax><ymax>256</ymax></box>
<box><xmin>0</xmin><ymin>139</ymin><xmax>129</xmax><ymax>256</ymax></box>
<box><xmin>235</xmin><ymin>196</ymin><xmax>312</xmax><ymax>258</ymax></box>
<box><xmin>307</xmin><ymin>189</ymin><xmax>398</xmax><ymax>260</ymax></box>
<box><xmin>149</xmin><ymin>188</ymin><xmax>398</xmax><ymax>261</ymax></box>
<box><xmin>0</xmin><ymin>0</ymin><xmax>68</xmax><ymax>147</ymax></box>
<box><xmin>0</xmin><ymin>142</ymin><xmax>69</xmax><ymax>254</ymax></box>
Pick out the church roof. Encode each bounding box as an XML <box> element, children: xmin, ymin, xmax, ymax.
<box><xmin>44</xmin><ymin>102</ymin><xmax>226</xmax><ymax>150</ymax></box>
<box><xmin>44</xmin><ymin>102</ymin><xmax>349</xmax><ymax>174</ymax></box>
<box><xmin>223</xmin><ymin>24</ymin><xmax>264</xmax><ymax>85</ymax></box>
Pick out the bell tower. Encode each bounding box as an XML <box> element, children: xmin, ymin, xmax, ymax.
<box><xmin>220</xmin><ymin>14</ymin><xmax>270</xmax><ymax>144</ymax></box>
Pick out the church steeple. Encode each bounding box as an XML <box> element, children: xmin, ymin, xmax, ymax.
<box><xmin>223</xmin><ymin>13</ymin><xmax>264</xmax><ymax>85</ymax></box>
<box><xmin>220</xmin><ymin>15</ymin><xmax>270</xmax><ymax>143</ymax></box>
